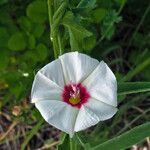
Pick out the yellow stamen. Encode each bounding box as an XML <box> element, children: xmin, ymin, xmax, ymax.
<box><xmin>69</xmin><ymin>96</ymin><xmax>80</xmax><ymax>105</ymax></box>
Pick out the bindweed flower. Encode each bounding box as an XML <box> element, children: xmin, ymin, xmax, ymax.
<box><xmin>31</xmin><ymin>52</ymin><xmax>117</xmax><ymax>137</ymax></box>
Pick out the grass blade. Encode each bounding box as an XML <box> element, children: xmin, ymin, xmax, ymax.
<box><xmin>92</xmin><ymin>122</ymin><xmax>150</xmax><ymax>150</ymax></box>
<box><xmin>21</xmin><ymin>119</ymin><xmax>44</xmax><ymax>150</ymax></box>
<box><xmin>118</xmin><ymin>82</ymin><xmax>150</xmax><ymax>95</ymax></box>
<box><xmin>120</xmin><ymin>58</ymin><xmax>150</xmax><ymax>82</ymax></box>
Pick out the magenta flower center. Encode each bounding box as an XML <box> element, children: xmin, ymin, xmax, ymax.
<box><xmin>62</xmin><ymin>82</ymin><xmax>90</xmax><ymax>109</ymax></box>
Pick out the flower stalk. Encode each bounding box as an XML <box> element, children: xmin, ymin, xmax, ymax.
<box><xmin>47</xmin><ymin>0</ymin><xmax>59</xmax><ymax>59</ymax></box>
<box><xmin>47</xmin><ymin>0</ymin><xmax>67</xmax><ymax>58</ymax></box>
<box><xmin>70</xmin><ymin>138</ymin><xmax>74</xmax><ymax>150</ymax></box>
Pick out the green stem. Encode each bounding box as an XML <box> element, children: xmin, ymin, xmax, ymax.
<box><xmin>47</xmin><ymin>0</ymin><xmax>66</xmax><ymax>58</ymax></box>
<box><xmin>70</xmin><ymin>138</ymin><xmax>73</xmax><ymax>150</ymax></box>
<box><xmin>53</xmin><ymin>35</ymin><xmax>59</xmax><ymax>58</ymax></box>
<box><xmin>47</xmin><ymin>0</ymin><xmax>53</xmax><ymax>25</ymax></box>
<box><xmin>47</xmin><ymin>0</ymin><xmax>58</xmax><ymax>59</ymax></box>
<box><xmin>58</xmin><ymin>34</ymin><xmax>62</xmax><ymax>55</ymax></box>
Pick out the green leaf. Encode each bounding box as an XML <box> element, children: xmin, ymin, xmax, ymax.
<box><xmin>36</xmin><ymin>43</ymin><xmax>48</xmax><ymax>61</ymax></box>
<box><xmin>92</xmin><ymin>8</ymin><xmax>107</xmax><ymax>23</ymax></box>
<box><xmin>118</xmin><ymin>82</ymin><xmax>150</xmax><ymax>95</ymax></box>
<box><xmin>115</xmin><ymin>0</ymin><xmax>126</xmax><ymax>5</ymax></box>
<box><xmin>8</xmin><ymin>32</ymin><xmax>26</xmax><ymax>51</ymax></box>
<box><xmin>101</xmin><ymin>10</ymin><xmax>122</xmax><ymax>40</ymax></box>
<box><xmin>103</xmin><ymin>10</ymin><xmax>122</xmax><ymax>25</ymax></box>
<box><xmin>53</xmin><ymin>2</ymin><xmax>67</xmax><ymax>21</ymax></box>
<box><xmin>51</xmin><ymin>2</ymin><xmax>67</xmax><ymax>37</ymax></box>
<box><xmin>72</xmin><ymin>0</ymin><xmax>96</xmax><ymax>16</ymax></box>
<box><xmin>0</xmin><ymin>27</ymin><xmax>9</xmax><ymax>48</ymax></box>
<box><xmin>76</xmin><ymin>132</ymin><xmax>91</xmax><ymax>147</ymax></box>
<box><xmin>32</xmin><ymin>24</ymin><xmax>45</xmax><ymax>38</ymax></box>
<box><xmin>57</xmin><ymin>134</ymin><xmax>70</xmax><ymax>150</ymax></box>
<box><xmin>92</xmin><ymin>122</ymin><xmax>150</xmax><ymax>150</ymax></box>
<box><xmin>75</xmin><ymin>0</ymin><xmax>96</xmax><ymax>14</ymax></box>
<box><xmin>121</xmin><ymin>58</ymin><xmax>150</xmax><ymax>82</ymax></box>
<box><xmin>77</xmin><ymin>0</ymin><xmax>96</xmax><ymax>8</ymax></box>
<box><xmin>18</xmin><ymin>16</ymin><xmax>32</xmax><ymax>32</ymax></box>
<box><xmin>26</xmin><ymin>0</ymin><xmax>47</xmax><ymax>23</ymax></box>
<box><xmin>82</xmin><ymin>35</ymin><xmax>96</xmax><ymax>51</ymax></box>
<box><xmin>0</xmin><ymin>50</ymin><xmax>9</xmax><ymax>70</ymax></box>
<box><xmin>63</xmin><ymin>13</ymin><xmax>91</xmax><ymax>36</ymax></box>
<box><xmin>58</xmin><ymin>134</ymin><xmax>82</xmax><ymax>150</ymax></box>
<box><xmin>129</xmin><ymin>48</ymin><xmax>150</xmax><ymax>65</ymax></box>
<box><xmin>101</xmin><ymin>25</ymin><xmax>115</xmax><ymax>40</ymax></box>
<box><xmin>63</xmin><ymin>11</ymin><xmax>92</xmax><ymax>50</ymax></box>
<box><xmin>28</xmin><ymin>34</ymin><xmax>36</xmax><ymax>49</ymax></box>
<box><xmin>96</xmin><ymin>0</ymin><xmax>113</xmax><ymax>8</ymax></box>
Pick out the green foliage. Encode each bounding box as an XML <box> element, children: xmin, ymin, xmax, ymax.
<box><xmin>8</xmin><ymin>32</ymin><xmax>27</xmax><ymax>51</ymax></box>
<box><xmin>92</xmin><ymin>8</ymin><xmax>107</xmax><ymax>23</ymax></box>
<box><xmin>121</xmin><ymin>58</ymin><xmax>150</xmax><ymax>82</ymax></box>
<box><xmin>0</xmin><ymin>0</ymin><xmax>8</xmax><ymax>5</ymax></box>
<box><xmin>57</xmin><ymin>134</ymin><xmax>70</xmax><ymax>150</ymax></box>
<box><xmin>101</xmin><ymin>10</ymin><xmax>122</xmax><ymax>40</ymax></box>
<box><xmin>36</xmin><ymin>43</ymin><xmax>48</xmax><ymax>61</ymax></box>
<box><xmin>77</xmin><ymin>0</ymin><xmax>96</xmax><ymax>9</ymax></box>
<box><xmin>28</xmin><ymin>34</ymin><xmax>36</xmax><ymax>49</ymax></box>
<box><xmin>63</xmin><ymin>11</ymin><xmax>92</xmax><ymax>50</ymax></box>
<box><xmin>92</xmin><ymin>122</ymin><xmax>150</xmax><ymax>150</ymax></box>
<box><xmin>18</xmin><ymin>16</ymin><xmax>32</xmax><ymax>32</ymax></box>
<box><xmin>0</xmin><ymin>27</ymin><xmax>9</xmax><ymax>47</ymax></box>
<box><xmin>1</xmin><ymin>0</ymin><xmax>150</xmax><ymax>149</ymax></box>
<box><xmin>0</xmin><ymin>50</ymin><xmax>9</xmax><ymax>70</ymax></box>
<box><xmin>32</xmin><ymin>24</ymin><xmax>45</xmax><ymax>38</ymax></box>
<box><xmin>26</xmin><ymin>0</ymin><xmax>48</xmax><ymax>23</ymax></box>
<box><xmin>82</xmin><ymin>35</ymin><xmax>96</xmax><ymax>51</ymax></box>
<box><xmin>21</xmin><ymin>119</ymin><xmax>44</xmax><ymax>150</ymax></box>
<box><xmin>118</xmin><ymin>82</ymin><xmax>150</xmax><ymax>95</ymax></box>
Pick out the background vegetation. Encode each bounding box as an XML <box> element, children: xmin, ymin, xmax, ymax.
<box><xmin>0</xmin><ymin>0</ymin><xmax>150</xmax><ymax>149</ymax></box>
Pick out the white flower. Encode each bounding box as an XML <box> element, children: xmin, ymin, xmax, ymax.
<box><xmin>31</xmin><ymin>52</ymin><xmax>117</xmax><ymax>137</ymax></box>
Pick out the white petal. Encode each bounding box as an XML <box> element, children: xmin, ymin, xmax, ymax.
<box><xmin>39</xmin><ymin>59</ymin><xmax>65</xmax><ymax>88</ymax></box>
<box><xmin>35</xmin><ymin>100</ymin><xmax>78</xmax><ymax>136</ymax></box>
<box><xmin>83</xmin><ymin>61</ymin><xmax>117</xmax><ymax>107</ymax></box>
<box><xmin>74</xmin><ymin>98</ymin><xmax>117</xmax><ymax>132</ymax></box>
<box><xmin>59</xmin><ymin>52</ymin><xmax>99</xmax><ymax>83</ymax></box>
<box><xmin>85</xmin><ymin>98</ymin><xmax>117</xmax><ymax>121</ymax></box>
<box><xmin>31</xmin><ymin>59</ymin><xmax>65</xmax><ymax>103</ymax></box>
<box><xmin>74</xmin><ymin>105</ymin><xmax>99</xmax><ymax>132</ymax></box>
<box><xmin>31</xmin><ymin>72</ymin><xmax>62</xmax><ymax>103</ymax></box>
